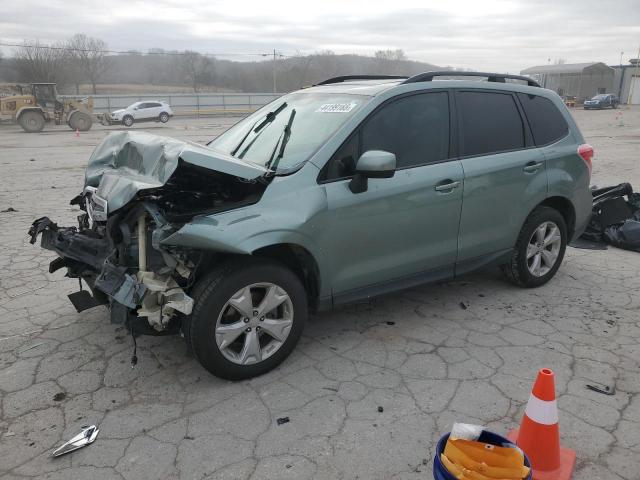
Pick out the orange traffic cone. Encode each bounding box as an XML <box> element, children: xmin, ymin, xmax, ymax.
<box><xmin>75</xmin><ymin>128</ymin><xmax>80</xmax><ymax>137</ymax></box>
<box><xmin>508</xmin><ymin>368</ymin><xmax>575</xmax><ymax>480</ymax></box>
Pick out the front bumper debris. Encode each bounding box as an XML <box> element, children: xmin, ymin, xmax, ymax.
<box><xmin>28</xmin><ymin>211</ymin><xmax>193</xmax><ymax>332</ymax></box>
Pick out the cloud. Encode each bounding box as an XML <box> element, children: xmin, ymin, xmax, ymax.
<box><xmin>1</xmin><ymin>0</ymin><xmax>639</xmax><ymax>72</ymax></box>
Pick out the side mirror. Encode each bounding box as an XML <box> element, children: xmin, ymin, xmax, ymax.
<box><xmin>349</xmin><ymin>150</ymin><xmax>396</xmax><ymax>194</ymax></box>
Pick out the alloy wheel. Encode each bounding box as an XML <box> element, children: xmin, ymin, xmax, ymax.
<box><xmin>526</xmin><ymin>221</ymin><xmax>562</xmax><ymax>277</ymax></box>
<box><xmin>214</xmin><ymin>282</ymin><xmax>294</xmax><ymax>365</ymax></box>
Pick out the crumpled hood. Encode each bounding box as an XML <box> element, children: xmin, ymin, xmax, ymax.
<box><xmin>85</xmin><ymin>131</ymin><xmax>267</xmax><ymax>213</ymax></box>
<box><xmin>111</xmin><ymin>109</ymin><xmax>126</xmax><ymax>115</ymax></box>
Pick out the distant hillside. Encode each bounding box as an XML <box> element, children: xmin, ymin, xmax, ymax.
<box><xmin>0</xmin><ymin>50</ymin><xmax>444</xmax><ymax>94</ymax></box>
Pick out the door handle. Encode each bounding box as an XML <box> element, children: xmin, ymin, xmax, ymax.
<box><xmin>434</xmin><ymin>181</ymin><xmax>460</xmax><ymax>192</ymax></box>
<box><xmin>523</xmin><ymin>162</ymin><xmax>543</xmax><ymax>173</ymax></box>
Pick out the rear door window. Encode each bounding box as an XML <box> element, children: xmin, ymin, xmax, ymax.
<box><xmin>517</xmin><ymin>93</ymin><xmax>569</xmax><ymax>146</ymax></box>
<box><xmin>456</xmin><ymin>91</ymin><xmax>525</xmax><ymax>157</ymax></box>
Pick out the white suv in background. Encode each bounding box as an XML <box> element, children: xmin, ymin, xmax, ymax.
<box><xmin>109</xmin><ymin>101</ymin><xmax>174</xmax><ymax>127</ymax></box>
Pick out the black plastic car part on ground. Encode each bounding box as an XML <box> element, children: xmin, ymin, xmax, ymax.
<box><xmin>577</xmin><ymin>183</ymin><xmax>640</xmax><ymax>252</ymax></box>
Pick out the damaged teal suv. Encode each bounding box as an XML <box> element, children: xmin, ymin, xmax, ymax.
<box><xmin>29</xmin><ymin>72</ymin><xmax>593</xmax><ymax>379</ymax></box>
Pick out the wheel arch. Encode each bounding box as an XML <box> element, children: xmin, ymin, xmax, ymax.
<box><xmin>536</xmin><ymin>196</ymin><xmax>576</xmax><ymax>238</ymax></box>
<box><xmin>16</xmin><ymin>106</ymin><xmax>44</xmax><ymax>121</ymax></box>
<box><xmin>251</xmin><ymin>243</ymin><xmax>321</xmax><ymax>311</ymax></box>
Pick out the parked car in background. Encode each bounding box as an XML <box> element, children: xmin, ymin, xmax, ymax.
<box><xmin>29</xmin><ymin>72</ymin><xmax>593</xmax><ymax>380</ymax></box>
<box><xmin>584</xmin><ymin>94</ymin><xmax>618</xmax><ymax>109</ymax></box>
<box><xmin>106</xmin><ymin>101</ymin><xmax>173</xmax><ymax>126</ymax></box>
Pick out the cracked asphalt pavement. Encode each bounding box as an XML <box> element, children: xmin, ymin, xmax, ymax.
<box><xmin>1</xmin><ymin>109</ymin><xmax>639</xmax><ymax>479</ymax></box>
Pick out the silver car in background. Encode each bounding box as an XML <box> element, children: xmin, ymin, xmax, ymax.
<box><xmin>104</xmin><ymin>100</ymin><xmax>173</xmax><ymax>126</ymax></box>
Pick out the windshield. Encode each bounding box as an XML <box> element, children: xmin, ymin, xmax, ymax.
<box><xmin>592</xmin><ymin>95</ymin><xmax>608</xmax><ymax>100</ymax></box>
<box><xmin>209</xmin><ymin>92</ymin><xmax>368</xmax><ymax>173</ymax></box>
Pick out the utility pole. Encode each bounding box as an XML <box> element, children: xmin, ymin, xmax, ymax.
<box><xmin>627</xmin><ymin>44</ymin><xmax>640</xmax><ymax>105</ymax></box>
<box><xmin>273</xmin><ymin>49</ymin><xmax>277</xmax><ymax>93</ymax></box>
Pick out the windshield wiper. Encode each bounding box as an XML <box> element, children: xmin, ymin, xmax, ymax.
<box><xmin>230</xmin><ymin>102</ymin><xmax>287</xmax><ymax>157</ymax></box>
<box><xmin>265</xmin><ymin>109</ymin><xmax>296</xmax><ymax>175</ymax></box>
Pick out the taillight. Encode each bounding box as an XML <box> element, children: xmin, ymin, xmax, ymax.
<box><xmin>578</xmin><ymin>144</ymin><xmax>593</xmax><ymax>176</ymax></box>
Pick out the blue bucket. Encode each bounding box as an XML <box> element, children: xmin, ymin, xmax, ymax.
<box><xmin>433</xmin><ymin>430</ymin><xmax>533</xmax><ymax>480</ymax></box>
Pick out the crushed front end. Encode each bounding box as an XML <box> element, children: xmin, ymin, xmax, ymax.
<box><xmin>28</xmin><ymin>131</ymin><xmax>268</xmax><ymax>335</ymax></box>
<box><xmin>29</xmin><ymin>195</ymin><xmax>195</xmax><ymax>332</ymax></box>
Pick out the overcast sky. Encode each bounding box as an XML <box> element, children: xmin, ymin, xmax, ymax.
<box><xmin>2</xmin><ymin>0</ymin><xmax>639</xmax><ymax>72</ymax></box>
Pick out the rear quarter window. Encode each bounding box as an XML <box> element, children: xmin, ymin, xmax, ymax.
<box><xmin>517</xmin><ymin>93</ymin><xmax>569</xmax><ymax>146</ymax></box>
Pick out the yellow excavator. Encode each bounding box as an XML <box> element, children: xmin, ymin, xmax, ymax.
<box><xmin>0</xmin><ymin>83</ymin><xmax>94</xmax><ymax>133</ymax></box>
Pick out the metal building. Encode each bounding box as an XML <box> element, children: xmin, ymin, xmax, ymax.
<box><xmin>520</xmin><ymin>62</ymin><xmax>615</xmax><ymax>102</ymax></box>
<box><xmin>613</xmin><ymin>59</ymin><xmax>640</xmax><ymax>105</ymax></box>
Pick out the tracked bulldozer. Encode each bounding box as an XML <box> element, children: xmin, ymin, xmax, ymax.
<box><xmin>0</xmin><ymin>83</ymin><xmax>94</xmax><ymax>133</ymax></box>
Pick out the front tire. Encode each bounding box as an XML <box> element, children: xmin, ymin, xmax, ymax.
<box><xmin>159</xmin><ymin>112</ymin><xmax>170</xmax><ymax>123</ymax></box>
<box><xmin>122</xmin><ymin>115</ymin><xmax>134</xmax><ymax>127</ymax></box>
<box><xmin>69</xmin><ymin>111</ymin><xmax>93</xmax><ymax>132</ymax></box>
<box><xmin>188</xmin><ymin>259</ymin><xmax>307</xmax><ymax>380</ymax></box>
<box><xmin>501</xmin><ymin>206</ymin><xmax>567</xmax><ymax>287</ymax></box>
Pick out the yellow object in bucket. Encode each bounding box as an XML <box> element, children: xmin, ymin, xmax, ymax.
<box><xmin>441</xmin><ymin>437</ymin><xmax>530</xmax><ymax>480</ymax></box>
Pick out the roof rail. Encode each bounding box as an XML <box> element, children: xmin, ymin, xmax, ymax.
<box><xmin>315</xmin><ymin>75</ymin><xmax>408</xmax><ymax>86</ymax></box>
<box><xmin>402</xmin><ymin>71</ymin><xmax>541</xmax><ymax>87</ymax></box>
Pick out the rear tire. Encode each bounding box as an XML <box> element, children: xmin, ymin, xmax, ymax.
<box><xmin>188</xmin><ymin>258</ymin><xmax>307</xmax><ymax>380</ymax></box>
<box><xmin>501</xmin><ymin>206</ymin><xmax>567</xmax><ymax>288</ymax></box>
<box><xmin>19</xmin><ymin>110</ymin><xmax>45</xmax><ymax>133</ymax></box>
<box><xmin>69</xmin><ymin>111</ymin><xmax>93</xmax><ymax>132</ymax></box>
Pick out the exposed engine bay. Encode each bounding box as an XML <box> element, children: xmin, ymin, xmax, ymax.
<box><xmin>28</xmin><ymin>132</ymin><xmax>268</xmax><ymax>334</ymax></box>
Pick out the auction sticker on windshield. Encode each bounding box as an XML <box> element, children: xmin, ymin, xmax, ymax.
<box><xmin>316</xmin><ymin>102</ymin><xmax>357</xmax><ymax>113</ymax></box>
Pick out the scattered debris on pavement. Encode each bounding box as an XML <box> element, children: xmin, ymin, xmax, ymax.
<box><xmin>276</xmin><ymin>417</ymin><xmax>290</xmax><ymax>425</ymax></box>
<box><xmin>586</xmin><ymin>382</ymin><xmax>616</xmax><ymax>396</ymax></box>
<box><xmin>51</xmin><ymin>425</ymin><xmax>99</xmax><ymax>457</ymax></box>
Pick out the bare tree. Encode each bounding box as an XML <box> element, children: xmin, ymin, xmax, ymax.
<box><xmin>374</xmin><ymin>49</ymin><xmax>407</xmax><ymax>62</ymax></box>
<box><xmin>181</xmin><ymin>51</ymin><xmax>214</xmax><ymax>92</ymax></box>
<box><xmin>14</xmin><ymin>40</ymin><xmax>69</xmax><ymax>84</ymax></box>
<box><xmin>374</xmin><ymin>49</ymin><xmax>407</xmax><ymax>74</ymax></box>
<box><xmin>66</xmin><ymin>34</ymin><xmax>110</xmax><ymax>94</ymax></box>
